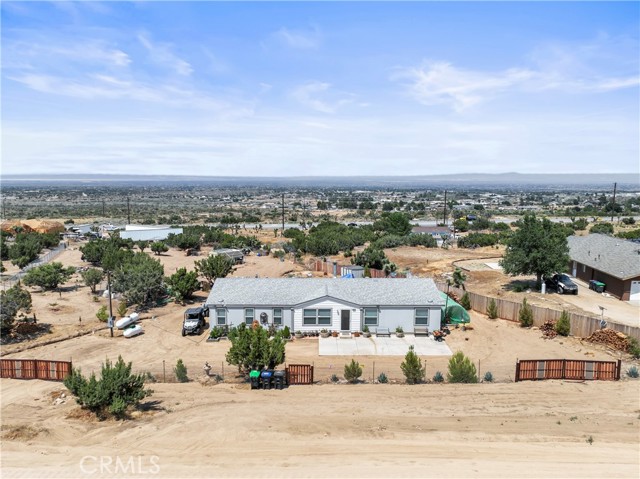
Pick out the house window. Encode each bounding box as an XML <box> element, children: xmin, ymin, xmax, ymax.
<box><xmin>216</xmin><ymin>308</ymin><xmax>226</xmax><ymax>325</ymax></box>
<box><xmin>244</xmin><ymin>308</ymin><xmax>254</xmax><ymax>325</ymax></box>
<box><xmin>363</xmin><ymin>308</ymin><xmax>378</xmax><ymax>326</ymax></box>
<box><xmin>415</xmin><ymin>308</ymin><xmax>429</xmax><ymax>326</ymax></box>
<box><xmin>582</xmin><ymin>264</ymin><xmax>586</xmax><ymax>273</ymax></box>
<box><xmin>303</xmin><ymin>308</ymin><xmax>331</xmax><ymax>326</ymax></box>
<box><xmin>273</xmin><ymin>308</ymin><xmax>282</xmax><ymax>326</ymax></box>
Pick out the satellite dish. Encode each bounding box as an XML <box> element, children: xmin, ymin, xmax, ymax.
<box><xmin>260</xmin><ymin>312</ymin><xmax>268</xmax><ymax>324</ymax></box>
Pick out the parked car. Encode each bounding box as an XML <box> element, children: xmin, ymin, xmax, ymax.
<box><xmin>545</xmin><ymin>274</ymin><xmax>578</xmax><ymax>295</ymax></box>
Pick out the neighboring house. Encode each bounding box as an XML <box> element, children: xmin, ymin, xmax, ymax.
<box><xmin>119</xmin><ymin>225</ymin><xmax>183</xmax><ymax>242</ymax></box>
<box><xmin>205</xmin><ymin>278</ymin><xmax>444</xmax><ymax>333</ymax></box>
<box><xmin>210</xmin><ymin>248</ymin><xmax>244</xmax><ymax>264</ymax></box>
<box><xmin>568</xmin><ymin>234</ymin><xmax>640</xmax><ymax>301</ymax></box>
<box><xmin>411</xmin><ymin>226</ymin><xmax>451</xmax><ymax>238</ymax></box>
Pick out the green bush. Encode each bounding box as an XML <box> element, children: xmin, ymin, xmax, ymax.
<box><xmin>63</xmin><ymin>356</ymin><xmax>152</xmax><ymax>420</ymax></box>
<box><xmin>555</xmin><ymin>310</ymin><xmax>570</xmax><ymax>336</ymax></box>
<box><xmin>116</xmin><ymin>301</ymin><xmax>127</xmax><ymax>317</ymax></box>
<box><xmin>519</xmin><ymin>298</ymin><xmax>534</xmax><ymax>327</ymax></box>
<box><xmin>432</xmin><ymin>371</ymin><xmax>444</xmax><ymax>383</ymax></box>
<box><xmin>590</xmin><ymin>222</ymin><xmax>614</xmax><ymax>235</ymax></box>
<box><xmin>330</xmin><ymin>373</ymin><xmax>339</xmax><ymax>383</ymax></box>
<box><xmin>459</xmin><ymin>292</ymin><xmax>471</xmax><ymax>310</ymax></box>
<box><xmin>626</xmin><ymin>366</ymin><xmax>639</xmax><ymax>378</ymax></box>
<box><xmin>96</xmin><ymin>305</ymin><xmax>108</xmax><ymax>322</ymax></box>
<box><xmin>400</xmin><ymin>345</ymin><xmax>426</xmax><ymax>384</ymax></box>
<box><xmin>486</xmin><ymin>298</ymin><xmax>498</xmax><ymax>319</ymax></box>
<box><xmin>377</xmin><ymin>372</ymin><xmax>388</xmax><ymax>384</ymax></box>
<box><xmin>447</xmin><ymin>351</ymin><xmax>478</xmax><ymax>383</ymax></box>
<box><xmin>174</xmin><ymin>359</ymin><xmax>189</xmax><ymax>383</ymax></box>
<box><xmin>282</xmin><ymin>325</ymin><xmax>291</xmax><ymax>339</ymax></box>
<box><xmin>627</xmin><ymin>338</ymin><xmax>640</xmax><ymax>359</ymax></box>
<box><xmin>344</xmin><ymin>359</ymin><xmax>363</xmax><ymax>383</ymax></box>
<box><xmin>483</xmin><ymin>371</ymin><xmax>494</xmax><ymax>382</ymax></box>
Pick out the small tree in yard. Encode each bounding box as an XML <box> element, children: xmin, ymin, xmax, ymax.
<box><xmin>555</xmin><ymin>310</ymin><xmax>570</xmax><ymax>336</ymax></box>
<box><xmin>174</xmin><ymin>359</ymin><xmax>189</xmax><ymax>382</ymax></box>
<box><xmin>195</xmin><ymin>255</ymin><xmax>234</xmax><ymax>288</ymax></box>
<box><xmin>453</xmin><ymin>268</ymin><xmax>467</xmax><ymax>290</ymax></box>
<box><xmin>344</xmin><ymin>359</ymin><xmax>363</xmax><ymax>383</ymax></box>
<box><xmin>500</xmin><ymin>214</ymin><xmax>570</xmax><ymax>290</ymax></box>
<box><xmin>23</xmin><ymin>262</ymin><xmax>75</xmax><ymax>291</ymax></box>
<box><xmin>401</xmin><ymin>345</ymin><xmax>426</xmax><ymax>384</ymax></box>
<box><xmin>63</xmin><ymin>356</ymin><xmax>152</xmax><ymax>420</ymax></box>
<box><xmin>150</xmin><ymin>241</ymin><xmax>169</xmax><ymax>255</ymax></box>
<box><xmin>460</xmin><ymin>292</ymin><xmax>472</xmax><ymax>310</ymax></box>
<box><xmin>0</xmin><ymin>284</ymin><xmax>32</xmax><ymax>334</ymax></box>
<box><xmin>486</xmin><ymin>298</ymin><xmax>498</xmax><ymax>319</ymax></box>
<box><xmin>116</xmin><ymin>301</ymin><xmax>128</xmax><ymax>317</ymax></box>
<box><xmin>225</xmin><ymin>323</ymin><xmax>286</xmax><ymax>375</ymax></box>
<box><xmin>165</xmin><ymin>267</ymin><xmax>200</xmax><ymax>303</ymax></box>
<box><xmin>519</xmin><ymin>298</ymin><xmax>534</xmax><ymax>327</ymax></box>
<box><xmin>447</xmin><ymin>351</ymin><xmax>478</xmax><ymax>383</ymax></box>
<box><xmin>81</xmin><ymin>268</ymin><xmax>104</xmax><ymax>294</ymax></box>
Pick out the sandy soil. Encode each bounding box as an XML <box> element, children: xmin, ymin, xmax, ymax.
<box><xmin>2</xmin><ymin>241</ymin><xmax>639</xmax><ymax>478</ymax></box>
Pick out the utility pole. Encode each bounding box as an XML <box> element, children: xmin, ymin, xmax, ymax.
<box><xmin>107</xmin><ymin>271</ymin><xmax>114</xmax><ymax>337</ymax></box>
<box><xmin>610</xmin><ymin>182</ymin><xmax>617</xmax><ymax>222</ymax></box>
<box><xmin>281</xmin><ymin>193</ymin><xmax>285</xmax><ymax>233</ymax></box>
<box><xmin>127</xmin><ymin>197</ymin><xmax>131</xmax><ymax>225</ymax></box>
<box><xmin>443</xmin><ymin>190</ymin><xmax>448</xmax><ymax>226</ymax></box>
<box><xmin>102</xmin><ymin>199</ymin><xmax>105</xmax><ymax>217</ymax></box>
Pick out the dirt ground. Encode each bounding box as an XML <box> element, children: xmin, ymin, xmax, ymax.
<box><xmin>2</xmin><ymin>242</ymin><xmax>639</xmax><ymax>478</ymax></box>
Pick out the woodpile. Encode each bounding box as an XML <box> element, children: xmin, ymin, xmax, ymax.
<box><xmin>586</xmin><ymin>329</ymin><xmax>629</xmax><ymax>352</ymax></box>
<box><xmin>540</xmin><ymin>320</ymin><xmax>557</xmax><ymax>339</ymax></box>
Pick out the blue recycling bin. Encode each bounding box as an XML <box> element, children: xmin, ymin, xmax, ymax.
<box><xmin>260</xmin><ymin>370</ymin><xmax>273</xmax><ymax>390</ymax></box>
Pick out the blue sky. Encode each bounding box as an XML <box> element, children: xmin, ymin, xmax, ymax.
<box><xmin>2</xmin><ymin>1</ymin><xmax>638</xmax><ymax>176</ymax></box>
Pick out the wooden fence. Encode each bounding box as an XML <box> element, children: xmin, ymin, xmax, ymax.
<box><xmin>286</xmin><ymin>364</ymin><xmax>314</xmax><ymax>385</ymax></box>
<box><xmin>515</xmin><ymin>359</ymin><xmax>621</xmax><ymax>382</ymax></box>
<box><xmin>313</xmin><ymin>260</ymin><xmax>406</xmax><ymax>278</ymax></box>
<box><xmin>436</xmin><ymin>283</ymin><xmax>640</xmax><ymax>341</ymax></box>
<box><xmin>0</xmin><ymin>359</ymin><xmax>72</xmax><ymax>381</ymax></box>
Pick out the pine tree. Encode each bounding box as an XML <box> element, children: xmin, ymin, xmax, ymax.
<box><xmin>401</xmin><ymin>346</ymin><xmax>426</xmax><ymax>384</ymax></box>
<box><xmin>460</xmin><ymin>292</ymin><xmax>472</xmax><ymax>310</ymax></box>
<box><xmin>447</xmin><ymin>351</ymin><xmax>478</xmax><ymax>383</ymax></box>
<box><xmin>174</xmin><ymin>359</ymin><xmax>189</xmax><ymax>382</ymax></box>
<box><xmin>555</xmin><ymin>310</ymin><xmax>570</xmax><ymax>336</ymax></box>
<box><xmin>519</xmin><ymin>298</ymin><xmax>533</xmax><ymax>327</ymax></box>
<box><xmin>344</xmin><ymin>359</ymin><xmax>363</xmax><ymax>383</ymax></box>
<box><xmin>486</xmin><ymin>298</ymin><xmax>498</xmax><ymax>319</ymax></box>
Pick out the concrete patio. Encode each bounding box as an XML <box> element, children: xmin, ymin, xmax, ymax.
<box><xmin>319</xmin><ymin>335</ymin><xmax>453</xmax><ymax>356</ymax></box>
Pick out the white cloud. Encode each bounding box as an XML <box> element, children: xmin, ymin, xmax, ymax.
<box><xmin>138</xmin><ymin>33</ymin><xmax>193</xmax><ymax>76</ymax></box>
<box><xmin>394</xmin><ymin>62</ymin><xmax>535</xmax><ymax>111</ymax></box>
<box><xmin>291</xmin><ymin>81</ymin><xmax>355</xmax><ymax>113</ymax></box>
<box><xmin>273</xmin><ymin>26</ymin><xmax>321</xmax><ymax>49</ymax></box>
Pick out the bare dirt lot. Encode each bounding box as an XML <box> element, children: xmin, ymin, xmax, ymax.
<box><xmin>2</xmin><ymin>242</ymin><xmax>639</xmax><ymax>478</ymax></box>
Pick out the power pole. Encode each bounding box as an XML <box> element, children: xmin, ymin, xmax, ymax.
<box><xmin>281</xmin><ymin>193</ymin><xmax>285</xmax><ymax>233</ymax></box>
<box><xmin>443</xmin><ymin>190</ymin><xmax>448</xmax><ymax>226</ymax></box>
<box><xmin>610</xmin><ymin>182</ymin><xmax>617</xmax><ymax>222</ymax></box>
<box><xmin>127</xmin><ymin>197</ymin><xmax>131</xmax><ymax>225</ymax></box>
<box><xmin>102</xmin><ymin>199</ymin><xmax>105</xmax><ymax>217</ymax></box>
<box><xmin>107</xmin><ymin>271</ymin><xmax>114</xmax><ymax>337</ymax></box>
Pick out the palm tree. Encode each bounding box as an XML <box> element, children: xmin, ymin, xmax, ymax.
<box><xmin>453</xmin><ymin>268</ymin><xmax>467</xmax><ymax>290</ymax></box>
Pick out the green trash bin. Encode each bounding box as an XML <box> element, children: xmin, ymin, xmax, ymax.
<box><xmin>249</xmin><ymin>370</ymin><xmax>260</xmax><ymax>389</ymax></box>
<box><xmin>594</xmin><ymin>281</ymin><xmax>605</xmax><ymax>293</ymax></box>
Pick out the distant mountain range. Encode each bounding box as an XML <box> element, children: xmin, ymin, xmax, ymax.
<box><xmin>1</xmin><ymin>173</ymin><xmax>638</xmax><ymax>189</ymax></box>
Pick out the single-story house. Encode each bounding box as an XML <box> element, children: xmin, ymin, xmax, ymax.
<box><xmin>119</xmin><ymin>225</ymin><xmax>183</xmax><ymax>242</ymax></box>
<box><xmin>210</xmin><ymin>248</ymin><xmax>244</xmax><ymax>264</ymax></box>
<box><xmin>411</xmin><ymin>226</ymin><xmax>452</xmax><ymax>238</ymax></box>
<box><xmin>205</xmin><ymin>278</ymin><xmax>445</xmax><ymax>334</ymax></box>
<box><xmin>567</xmin><ymin>234</ymin><xmax>640</xmax><ymax>301</ymax></box>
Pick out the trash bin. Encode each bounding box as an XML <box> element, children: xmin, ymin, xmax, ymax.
<box><xmin>273</xmin><ymin>370</ymin><xmax>286</xmax><ymax>390</ymax></box>
<box><xmin>249</xmin><ymin>370</ymin><xmax>261</xmax><ymax>390</ymax></box>
<box><xmin>594</xmin><ymin>281</ymin><xmax>605</xmax><ymax>293</ymax></box>
<box><xmin>260</xmin><ymin>370</ymin><xmax>273</xmax><ymax>390</ymax></box>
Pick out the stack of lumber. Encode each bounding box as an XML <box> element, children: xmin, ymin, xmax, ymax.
<box><xmin>586</xmin><ymin>329</ymin><xmax>629</xmax><ymax>351</ymax></box>
<box><xmin>540</xmin><ymin>320</ymin><xmax>557</xmax><ymax>339</ymax></box>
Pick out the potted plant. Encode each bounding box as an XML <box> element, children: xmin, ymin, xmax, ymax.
<box><xmin>395</xmin><ymin>326</ymin><xmax>404</xmax><ymax>338</ymax></box>
<box><xmin>294</xmin><ymin>330</ymin><xmax>303</xmax><ymax>339</ymax></box>
<box><xmin>353</xmin><ymin>330</ymin><xmax>361</xmax><ymax>337</ymax></box>
<box><xmin>331</xmin><ymin>330</ymin><xmax>339</xmax><ymax>337</ymax></box>
<box><xmin>320</xmin><ymin>328</ymin><xmax>330</xmax><ymax>338</ymax></box>
<box><xmin>362</xmin><ymin>325</ymin><xmax>371</xmax><ymax>338</ymax></box>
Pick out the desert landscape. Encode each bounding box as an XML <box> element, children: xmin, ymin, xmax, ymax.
<box><xmin>2</xmin><ymin>240</ymin><xmax>639</xmax><ymax>478</ymax></box>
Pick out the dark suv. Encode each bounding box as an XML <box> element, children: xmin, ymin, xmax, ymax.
<box><xmin>545</xmin><ymin>274</ymin><xmax>578</xmax><ymax>295</ymax></box>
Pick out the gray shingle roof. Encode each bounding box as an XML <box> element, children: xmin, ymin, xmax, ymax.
<box><xmin>568</xmin><ymin>234</ymin><xmax>640</xmax><ymax>280</ymax></box>
<box><xmin>205</xmin><ymin>278</ymin><xmax>445</xmax><ymax>307</ymax></box>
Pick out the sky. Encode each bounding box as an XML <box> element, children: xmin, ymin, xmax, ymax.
<box><xmin>1</xmin><ymin>1</ymin><xmax>639</xmax><ymax>177</ymax></box>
